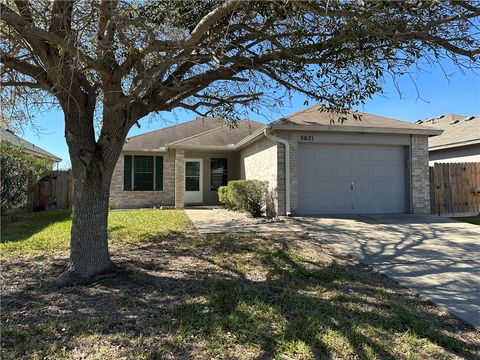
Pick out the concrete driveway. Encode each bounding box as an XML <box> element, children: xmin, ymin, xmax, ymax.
<box><xmin>293</xmin><ymin>214</ymin><xmax>480</xmax><ymax>329</ymax></box>
<box><xmin>186</xmin><ymin>209</ymin><xmax>480</xmax><ymax>328</ymax></box>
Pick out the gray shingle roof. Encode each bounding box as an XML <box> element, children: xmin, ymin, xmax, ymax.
<box><xmin>123</xmin><ymin>117</ymin><xmax>264</xmax><ymax>151</ymax></box>
<box><xmin>272</xmin><ymin>105</ymin><xmax>441</xmax><ymax>133</ymax></box>
<box><xmin>422</xmin><ymin>114</ymin><xmax>480</xmax><ymax>150</ymax></box>
<box><xmin>172</xmin><ymin>120</ymin><xmax>264</xmax><ymax>147</ymax></box>
<box><xmin>0</xmin><ymin>128</ymin><xmax>62</xmax><ymax>162</ymax></box>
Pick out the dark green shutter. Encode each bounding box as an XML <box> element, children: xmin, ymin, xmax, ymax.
<box><xmin>155</xmin><ymin>156</ymin><xmax>163</xmax><ymax>191</ymax></box>
<box><xmin>124</xmin><ymin>155</ymin><xmax>132</xmax><ymax>191</ymax></box>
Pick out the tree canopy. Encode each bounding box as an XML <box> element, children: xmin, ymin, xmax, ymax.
<box><xmin>2</xmin><ymin>0</ymin><xmax>479</xmax><ymax>128</ymax></box>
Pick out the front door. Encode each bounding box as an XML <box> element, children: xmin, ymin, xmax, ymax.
<box><xmin>185</xmin><ymin>159</ymin><xmax>203</xmax><ymax>204</ymax></box>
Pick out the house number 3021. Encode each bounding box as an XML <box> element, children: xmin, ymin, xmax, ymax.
<box><xmin>300</xmin><ymin>135</ymin><xmax>314</xmax><ymax>141</ymax></box>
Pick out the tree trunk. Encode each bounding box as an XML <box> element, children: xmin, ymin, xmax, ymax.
<box><xmin>58</xmin><ymin>107</ymin><xmax>128</xmax><ymax>286</ymax></box>
<box><xmin>67</xmin><ymin>168</ymin><xmax>113</xmax><ymax>280</ymax></box>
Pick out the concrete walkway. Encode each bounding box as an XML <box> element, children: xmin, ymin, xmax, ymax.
<box><xmin>293</xmin><ymin>214</ymin><xmax>480</xmax><ymax>329</ymax></box>
<box><xmin>184</xmin><ymin>208</ymin><xmax>304</xmax><ymax>233</ymax></box>
<box><xmin>185</xmin><ymin>209</ymin><xmax>480</xmax><ymax>328</ymax></box>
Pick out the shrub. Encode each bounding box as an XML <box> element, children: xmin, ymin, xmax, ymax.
<box><xmin>218</xmin><ymin>185</ymin><xmax>234</xmax><ymax>209</ymax></box>
<box><xmin>264</xmin><ymin>187</ymin><xmax>277</xmax><ymax>218</ymax></box>
<box><xmin>218</xmin><ymin>180</ymin><xmax>273</xmax><ymax>218</ymax></box>
<box><xmin>0</xmin><ymin>140</ymin><xmax>52</xmax><ymax>214</ymax></box>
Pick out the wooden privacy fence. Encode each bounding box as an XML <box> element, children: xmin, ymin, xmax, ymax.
<box><xmin>28</xmin><ymin>170</ymin><xmax>73</xmax><ymax>211</ymax></box>
<box><xmin>430</xmin><ymin>162</ymin><xmax>480</xmax><ymax>217</ymax></box>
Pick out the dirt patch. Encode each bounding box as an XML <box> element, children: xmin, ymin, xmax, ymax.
<box><xmin>213</xmin><ymin>207</ymin><xmax>286</xmax><ymax>225</ymax></box>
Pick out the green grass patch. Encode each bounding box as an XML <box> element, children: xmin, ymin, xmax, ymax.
<box><xmin>0</xmin><ymin>209</ymin><xmax>191</xmax><ymax>257</ymax></box>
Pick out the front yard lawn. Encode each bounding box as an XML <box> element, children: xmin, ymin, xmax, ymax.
<box><xmin>1</xmin><ymin>210</ymin><xmax>478</xmax><ymax>359</ymax></box>
<box><xmin>1</xmin><ymin>209</ymin><xmax>191</xmax><ymax>257</ymax></box>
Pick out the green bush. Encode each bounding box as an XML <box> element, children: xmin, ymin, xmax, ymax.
<box><xmin>218</xmin><ymin>180</ymin><xmax>274</xmax><ymax>218</ymax></box>
<box><xmin>0</xmin><ymin>140</ymin><xmax>51</xmax><ymax>214</ymax></box>
<box><xmin>218</xmin><ymin>186</ymin><xmax>233</xmax><ymax>209</ymax></box>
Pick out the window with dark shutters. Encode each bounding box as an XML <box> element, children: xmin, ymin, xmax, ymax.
<box><xmin>133</xmin><ymin>156</ymin><xmax>154</xmax><ymax>191</ymax></box>
<box><xmin>124</xmin><ymin>155</ymin><xmax>163</xmax><ymax>191</ymax></box>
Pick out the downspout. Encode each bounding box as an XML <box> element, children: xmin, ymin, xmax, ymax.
<box><xmin>263</xmin><ymin>128</ymin><xmax>291</xmax><ymax>216</ymax></box>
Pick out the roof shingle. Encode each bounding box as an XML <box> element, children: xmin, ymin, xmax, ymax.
<box><xmin>123</xmin><ymin>117</ymin><xmax>264</xmax><ymax>150</ymax></box>
<box><xmin>422</xmin><ymin>114</ymin><xmax>480</xmax><ymax>150</ymax></box>
<box><xmin>272</xmin><ymin>105</ymin><xmax>440</xmax><ymax>132</ymax></box>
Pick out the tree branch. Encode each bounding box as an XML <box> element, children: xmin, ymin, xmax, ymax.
<box><xmin>1</xmin><ymin>3</ymin><xmax>102</xmax><ymax>71</ymax></box>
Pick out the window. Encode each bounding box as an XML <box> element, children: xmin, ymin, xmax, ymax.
<box><xmin>210</xmin><ymin>158</ymin><xmax>228</xmax><ymax>191</ymax></box>
<box><xmin>124</xmin><ymin>155</ymin><xmax>163</xmax><ymax>191</ymax></box>
<box><xmin>185</xmin><ymin>161</ymin><xmax>201</xmax><ymax>191</ymax></box>
<box><xmin>134</xmin><ymin>156</ymin><xmax>153</xmax><ymax>190</ymax></box>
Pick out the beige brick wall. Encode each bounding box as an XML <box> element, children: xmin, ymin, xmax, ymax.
<box><xmin>174</xmin><ymin>150</ymin><xmax>185</xmax><ymax>209</ymax></box>
<box><xmin>410</xmin><ymin>135</ymin><xmax>431</xmax><ymax>213</ymax></box>
<box><xmin>240</xmin><ymin>137</ymin><xmax>281</xmax><ymax>213</ymax></box>
<box><xmin>110</xmin><ymin>150</ymin><xmax>175</xmax><ymax>209</ymax></box>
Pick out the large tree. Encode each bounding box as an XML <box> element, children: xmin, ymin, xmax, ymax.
<box><xmin>1</xmin><ymin>0</ymin><xmax>479</xmax><ymax>284</ymax></box>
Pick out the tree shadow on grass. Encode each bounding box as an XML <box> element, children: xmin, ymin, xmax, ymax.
<box><xmin>1</xmin><ymin>233</ymin><xmax>479</xmax><ymax>359</ymax></box>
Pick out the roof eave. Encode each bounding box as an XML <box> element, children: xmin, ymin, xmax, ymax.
<box><xmin>269</xmin><ymin>124</ymin><xmax>443</xmax><ymax>136</ymax></box>
<box><xmin>169</xmin><ymin>144</ymin><xmax>237</xmax><ymax>151</ymax></box>
<box><xmin>429</xmin><ymin>138</ymin><xmax>480</xmax><ymax>151</ymax></box>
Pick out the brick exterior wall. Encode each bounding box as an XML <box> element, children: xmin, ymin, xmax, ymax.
<box><xmin>110</xmin><ymin>150</ymin><xmax>175</xmax><ymax>208</ymax></box>
<box><xmin>110</xmin><ymin>132</ymin><xmax>431</xmax><ymax>215</ymax></box>
<box><xmin>240</xmin><ymin>137</ymin><xmax>282</xmax><ymax>213</ymax></box>
<box><xmin>410</xmin><ymin>134</ymin><xmax>431</xmax><ymax>213</ymax></box>
<box><xmin>174</xmin><ymin>150</ymin><xmax>185</xmax><ymax>208</ymax></box>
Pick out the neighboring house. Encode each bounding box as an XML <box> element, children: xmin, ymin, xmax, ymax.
<box><xmin>1</xmin><ymin>128</ymin><xmax>62</xmax><ymax>164</ymax></box>
<box><xmin>417</xmin><ymin>114</ymin><xmax>480</xmax><ymax>165</ymax></box>
<box><xmin>110</xmin><ymin>106</ymin><xmax>442</xmax><ymax>215</ymax></box>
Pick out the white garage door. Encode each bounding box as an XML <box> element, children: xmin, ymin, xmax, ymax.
<box><xmin>298</xmin><ymin>143</ymin><xmax>407</xmax><ymax>214</ymax></box>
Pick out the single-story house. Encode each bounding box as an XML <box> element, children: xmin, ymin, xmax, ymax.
<box><xmin>110</xmin><ymin>106</ymin><xmax>442</xmax><ymax>215</ymax></box>
<box><xmin>1</xmin><ymin>128</ymin><xmax>62</xmax><ymax>164</ymax></box>
<box><xmin>416</xmin><ymin>114</ymin><xmax>479</xmax><ymax>165</ymax></box>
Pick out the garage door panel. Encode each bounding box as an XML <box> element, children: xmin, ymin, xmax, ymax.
<box><xmin>300</xmin><ymin>161</ymin><xmax>316</xmax><ymax>178</ymax></box>
<box><xmin>388</xmin><ymin>165</ymin><xmax>404</xmax><ymax>178</ymax></box>
<box><xmin>298</xmin><ymin>146</ymin><xmax>315</xmax><ymax>160</ymax></box>
<box><xmin>353</xmin><ymin>163</ymin><xmax>370</xmax><ymax>178</ymax></box>
<box><xmin>371</xmin><ymin>164</ymin><xmax>387</xmax><ymax>178</ymax></box>
<box><xmin>298</xmin><ymin>143</ymin><xmax>407</xmax><ymax>214</ymax></box>
<box><xmin>334</xmin><ymin>147</ymin><xmax>351</xmax><ymax>160</ymax></box>
<box><xmin>316</xmin><ymin>161</ymin><xmax>335</xmax><ymax>178</ymax></box>
<box><xmin>316</xmin><ymin>180</ymin><xmax>335</xmax><ymax>194</ymax></box>
<box><xmin>335</xmin><ymin>164</ymin><xmax>352</xmax><ymax>178</ymax></box>
<box><xmin>372</xmin><ymin>150</ymin><xmax>387</xmax><ymax>161</ymax></box>
<box><xmin>354</xmin><ymin>148</ymin><xmax>370</xmax><ymax>161</ymax></box>
<box><xmin>386</xmin><ymin>148</ymin><xmax>405</xmax><ymax>161</ymax></box>
<box><xmin>315</xmin><ymin>146</ymin><xmax>334</xmax><ymax>160</ymax></box>
<box><xmin>354</xmin><ymin>181</ymin><xmax>369</xmax><ymax>193</ymax></box>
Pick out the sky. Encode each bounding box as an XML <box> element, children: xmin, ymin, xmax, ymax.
<box><xmin>15</xmin><ymin>60</ymin><xmax>480</xmax><ymax>169</ymax></box>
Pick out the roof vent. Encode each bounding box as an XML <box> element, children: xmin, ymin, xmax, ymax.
<box><xmin>449</xmin><ymin>120</ymin><xmax>460</xmax><ymax>125</ymax></box>
<box><xmin>464</xmin><ymin>115</ymin><xmax>475</xmax><ymax>121</ymax></box>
